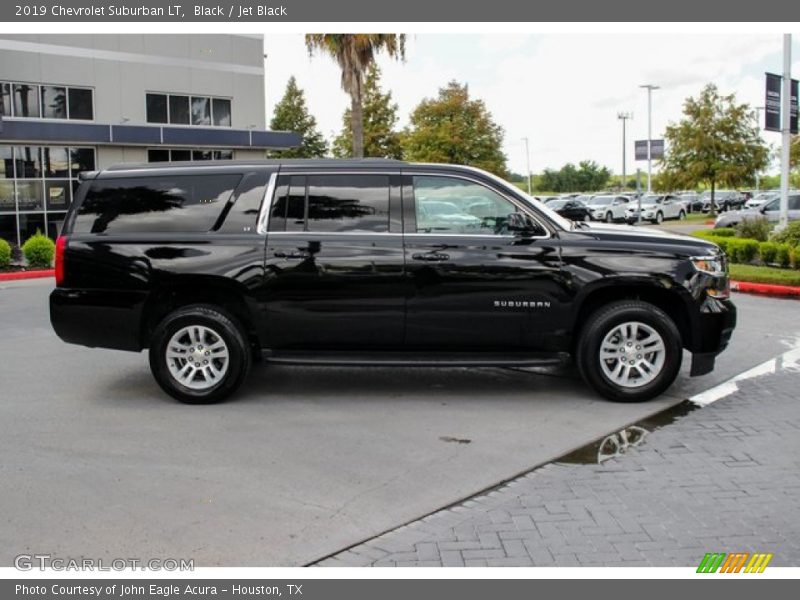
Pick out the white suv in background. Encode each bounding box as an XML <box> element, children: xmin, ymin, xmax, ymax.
<box><xmin>625</xmin><ymin>194</ymin><xmax>686</xmax><ymax>224</ymax></box>
<box><xmin>585</xmin><ymin>195</ymin><xmax>630</xmax><ymax>222</ymax></box>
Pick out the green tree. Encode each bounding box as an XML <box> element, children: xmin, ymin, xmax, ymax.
<box><xmin>305</xmin><ymin>34</ymin><xmax>406</xmax><ymax>158</ymax></box>
<box><xmin>332</xmin><ymin>65</ymin><xmax>402</xmax><ymax>159</ymax></box>
<box><xmin>402</xmin><ymin>81</ymin><xmax>507</xmax><ymax>176</ymax></box>
<box><xmin>536</xmin><ymin>161</ymin><xmax>610</xmax><ymax>192</ymax></box>
<box><xmin>268</xmin><ymin>76</ymin><xmax>328</xmax><ymax>158</ymax></box>
<box><xmin>792</xmin><ymin>134</ymin><xmax>799</xmax><ymax>170</ymax></box>
<box><xmin>660</xmin><ymin>84</ymin><xmax>769</xmax><ymax>216</ymax></box>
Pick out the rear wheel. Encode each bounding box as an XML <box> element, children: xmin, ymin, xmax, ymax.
<box><xmin>576</xmin><ymin>301</ymin><xmax>682</xmax><ymax>402</ymax></box>
<box><xmin>149</xmin><ymin>304</ymin><xmax>251</xmax><ymax>404</ymax></box>
<box><xmin>678</xmin><ymin>210</ymin><xmax>686</xmax><ymax>220</ymax></box>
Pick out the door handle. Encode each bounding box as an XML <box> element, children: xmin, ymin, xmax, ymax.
<box><xmin>274</xmin><ymin>251</ymin><xmax>310</xmax><ymax>259</ymax></box>
<box><xmin>412</xmin><ymin>253</ymin><xmax>450</xmax><ymax>262</ymax></box>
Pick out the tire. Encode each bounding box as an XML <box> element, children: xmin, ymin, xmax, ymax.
<box><xmin>584</xmin><ymin>214</ymin><xmax>591</xmax><ymax>222</ymax></box>
<box><xmin>654</xmin><ymin>211</ymin><xmax>663</xmax><ymax>224</ymax></box>
<box><xmin>678</xmin><ymin>210</ymin><xmax>686</xmax><ymax>220</ymax></box>
<box><xmin>148</xmin><ymin>304</ymin><xmax>252</xmax><ymax>404</ymax></box>
<box><xmin>576</xmin><ymin>300</ymin><xmax>682</xmax><ymax>402</ymax></box>
<box><xmin>605</xmin><ymin>212</ymin><xmax>613</xmax><ymax>223</ymax></box>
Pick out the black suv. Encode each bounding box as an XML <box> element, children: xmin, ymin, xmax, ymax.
<box><xmin>50</xmin><ymin>160</ymin><xmax>735</xmax><ymax>404</ymax></box>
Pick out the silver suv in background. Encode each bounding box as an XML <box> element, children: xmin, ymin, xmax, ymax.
<box><xmin>585</xmin><ymin>195</ymin><xmax>630</xmax><ymax>222</ymax></box>
<box><xmin>626</xmin><ymin>194</ymin><xmax>686</xmax><ymax>224</ymax></box>
<box><xmin>714</xmin><ymin>193</ymin><xmax>800</xmax><ymax>228</ymax></box>
<box><xmin>744</xmin><ymin>191</ymin><xmax>778</xmax><ymax>210</ymax></box>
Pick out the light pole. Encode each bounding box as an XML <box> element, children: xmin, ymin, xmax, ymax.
<box><xmin>617</xmin><ymin>112</ymin><xmax>632</xmax><ymax>192</ymax></box>
<box><xmin>778</xmin><ymin>34</ymin><xmax>792</xmax><ymax>231</ymax></box>
<box><xmin>522</xmin><ymin>137</ymin><xmax>532</xmax><ymax>195</ymax></box>
<box><xmin>640</xmin><ymin>84</ymin><xmax>660</xmax><ymax>193</ymax></box>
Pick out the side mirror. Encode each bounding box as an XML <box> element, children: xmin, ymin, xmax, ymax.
<box><xmin>507</xmin><ymin>212</ymin><xmax>543</xmax><ymax>236</ymax></box>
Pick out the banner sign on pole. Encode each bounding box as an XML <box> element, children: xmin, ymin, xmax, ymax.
<box><xmin>635</xmin><ymin>140</ymin><xmax>664</xmax><ymax>161</ymax></box>
<box><xmin>791</xmin><ymin>78</ymin><xmax>798</xmax><ymax>135</ymax></box>
<box><xmin>765</xmin><ymin>72</ymin><xmax>782</xmax><ymax>132</ymax></box>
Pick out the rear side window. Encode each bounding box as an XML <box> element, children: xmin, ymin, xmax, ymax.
<box><xmin>73</xmin><ymin>174</ymin><xmax>241</xmax><ymax>234</ymax></box>
<box><xmin>269</xmin><ymin>174</ymin><xmax>390</xmax><ymax>233</ymax></box>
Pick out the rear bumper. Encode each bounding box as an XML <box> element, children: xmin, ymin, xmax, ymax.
<box><xmin>689</xmin><ymin>298</ymin><xmax>736</xmax><ymax>377</ymax></box>
<box><xmin>50</xmin><ymin>288</ymin><xmax>147</xmax><ymax>352</ymax></box>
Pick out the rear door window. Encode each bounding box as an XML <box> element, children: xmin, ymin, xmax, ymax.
<box><xmin>269</xmin><ymin>174</ymin><xmax>390</xmax><ymax>233</ymax></box>
<box><xmin>73</xmin><ymin>173</ymin><xmax>241</xmax><ymax>234</ymax></box>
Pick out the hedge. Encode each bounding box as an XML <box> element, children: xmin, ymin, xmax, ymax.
<box><xmin>0</xmin><ymin>238</ymin><xmax>11</xmax><ymax>268</ymax></box>
<box><xmin>692</xmin><ymin>231</ymin><xmax>796</xmax><ymax>268</ymax></box>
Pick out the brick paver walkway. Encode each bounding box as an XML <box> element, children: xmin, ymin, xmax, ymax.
<box><xmin>318</xmin><ymin>369</ymin><xmax>800</xmax><ymax>567</ymax></box>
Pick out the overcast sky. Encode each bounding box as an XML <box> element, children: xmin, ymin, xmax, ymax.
<box><xmin>263</xmin><ymin>34</ymin><xmax>800</xmax><ymax>176</ymax></box>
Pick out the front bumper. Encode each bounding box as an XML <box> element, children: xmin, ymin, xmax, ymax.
<box><xmin>689</xmin><ymin>297</ymin><xmax>737</xmax><ymax>376</ymax></box>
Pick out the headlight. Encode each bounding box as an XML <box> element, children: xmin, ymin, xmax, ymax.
<box><xmin>691</xmin><ymin>255</ymin><xmax>727</xmax><ymax>276</ymax></box>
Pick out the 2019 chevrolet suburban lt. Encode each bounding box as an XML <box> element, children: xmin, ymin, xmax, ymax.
<box><xmin>49</xmin><ymin>159</ymin><xmax>736</xmax><ymax>404</ymax></box>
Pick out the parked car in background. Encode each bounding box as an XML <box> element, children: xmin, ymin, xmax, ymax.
<box><xmin>546</xmin><ymin>198</ymin><xmax>592</xmax><ymax>222</ymax></box>
<box><xmin>714</xmin><ymin>193</ymin><xmax>800</xmax><ymax>228</ymax></box>
<box><xmin>677</xmin><ymin>192</ymin><xmax>698</xmax><ymax>213</ymax></box>
<box><xmin>535</xmin><ymin>195</ymin><xmax>560</xmax><ymax>204</ymax></box>
<box><xmin>585</xmin><ymin>195</ymin><xmax>630</xmax><ymax>222</ymax></box>
<box><xmin>626</xmin><ymin>194</ymin><xmax>686</xmax><ymax>224</ymax></box>
<box><xmin>692</xmin><ymin>190</ymin><xmax>745</xmax><ymax>213</ymax></box>
<box><xmin>744</xmin><ymin>191</ymin><xmax>778</xmax><ymax>209</ymax></box>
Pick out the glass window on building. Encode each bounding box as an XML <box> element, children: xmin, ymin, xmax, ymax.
<box><xmin>169</xmin><ymin>95</ymin><xmax>190</xmax><ymax>125</ymax></box>
<box><xmin>191</xmin><ymin>97</ymin><xmax>211</xmax><ymax>126</ymax></box>
<box><xmin>170</xmin><ymin>149</ymin><xmax>192</xmax><ymax>161</ymax></box>
<box><xmin>146</xmin><ymin>93</ymin><xmax>168</xmax><ymax>124</ymax></box>
<box><xmin>1</xmin><ymin>83</ymin><xmax>11</xmax><ymax>117</ymax></box>
<box><xmin>147</xmin><ymin>149</ymin><xmax>234</xmax><ymax>163</ymax></box>
<box><xmin>0</xmin><ymin>145</ymin><xmax>95</xmax><ymax>245</ymax></box>
<box><xmin>41</xmin><ymin>85</ymin><xmax>68</xmax><ymax>119</ymax></box>
<box><xmin>147</xmin><ymin>149</ymin><xmax>170</xmax><ymax>162</ymax></box>
<box><xmin>44</xmin><ymin>147</ymin><xmax>71</xmax><ymax>178</ymax></box>
<box><xmin>68</xmin><ymin>88</ymin><xmax>94</xmax><ymax>120</ymax></box>
<box><xmin>15</xmin><ymin>147</ymin><xmax>42</xmax><ymax>178</ymax></box>
<box><xmin>212</xmin><ymin>98</ymin><xmax>231</xmax><ymax>127</ymax></box>
<box><xmin>13</xmin><ymin>83</ymin><xmax>40</xmax><ymax>118</ymax></box>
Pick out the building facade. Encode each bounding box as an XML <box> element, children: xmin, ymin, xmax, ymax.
<box><xmin>0</xmin><ymin>34</ymin><xmax>299</xmax><ymax>246</ymax></box>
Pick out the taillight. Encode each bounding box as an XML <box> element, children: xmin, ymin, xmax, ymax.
<box><xmin>55</xmin><ymin>235</ymin><xmax>67</xmax><ymax>286</ymax></box>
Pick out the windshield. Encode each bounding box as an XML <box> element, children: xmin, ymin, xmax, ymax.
<box><xmin>548</xmin><ymin>200</ymin><xmax>568</xmax><ymax>209</ymax></box>
<box><xmin>640</xmin><ymin>195</ymin><xmax>662</xmax><ymax>204</ymax></box>
<box><xmin>587</xmin><ymin>196</ymin><xmax>613</xmax><ymax>205</ymax></box>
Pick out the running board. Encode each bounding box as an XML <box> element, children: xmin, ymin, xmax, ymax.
<box><xmin>261</xmin><ymin>350</ymin><xmax>569</xmax><ymax>368</ymax></box>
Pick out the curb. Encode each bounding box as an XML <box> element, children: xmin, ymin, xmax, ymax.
<box><xmin>0</xmin><ymin>269</ymin><xmax>54</xmax><ymax>282</ymax></box>
<box><xmin>731</xmin><ymin>280</ymin><xmax>800</xmax><ymax>298</ymax></box>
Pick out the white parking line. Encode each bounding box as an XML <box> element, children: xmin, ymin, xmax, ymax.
<box><xmin>690</xmin><ymin>345</ymin><xmax>800</xmax><ymax>406</ymax></box>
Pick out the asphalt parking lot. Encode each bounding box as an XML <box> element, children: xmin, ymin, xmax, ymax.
<box><xmin>1</xmin><ymin>278</ymin><xmax>798</xmax><ymax>566</ymax></box>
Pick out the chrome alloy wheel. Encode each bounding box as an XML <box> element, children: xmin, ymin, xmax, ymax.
<box><xmin>166</xmin><ymin>325</ymin><xmax>230</xmax><ymax>390</ymax></box>
<box><xmin>599</xmin><ymin>321</ymin><xmax>666</xmax><ymax>388</ymax></box>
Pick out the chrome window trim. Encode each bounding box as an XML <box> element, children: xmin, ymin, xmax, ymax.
<box><xmin>403</xmin><ymin>170</ymin><xmax>552</xmax><ymax>240</ymax></box>
<box><xmin>256</xmin><ymin>172</ymin><xmax>278</xmax><ymax>235</ymax></box>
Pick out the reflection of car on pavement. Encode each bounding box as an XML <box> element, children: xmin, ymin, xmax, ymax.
<box><xmin>714</xmin><ymin>193</ymin><xmax>800</xmax><ymax>228</ymax></box>
<box><xmin>546</xmin><ymin>198</ymin><xmax>592</xmax><ymax>222</ymax></box>
<box><xmin>625</xmin><ymin>194</ymin><xmax>686</xmax><ymax>224</ymax></box>
<box><xmin>585</xmin><ymin>195</ymin><xmax>630</xmax><ymax>222</ymax></box>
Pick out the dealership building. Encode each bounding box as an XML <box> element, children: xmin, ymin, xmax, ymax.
<box><xmin>0</xmin><ymin>34</ymin><xmax>300</xmax><ymax>246</ymax></box>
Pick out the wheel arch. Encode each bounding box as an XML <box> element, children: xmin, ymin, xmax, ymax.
<box><xmin>571</xmin><ymin>279</ymin><xmax>696</xmax><ymax>354</ymax></box>
<box><xmin>140</xmin><ymin>276</ymin><xmax>262</xmax><ymax>355</ymax></box>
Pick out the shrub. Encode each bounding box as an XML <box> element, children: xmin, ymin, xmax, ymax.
<box><xmin>791</xmin><ymin>247</ymin><xmax>799</xmax><ymax>270</ymax></box>
<box><xmin>725</xmin><ymin>238</ymin><xmax>759</xmax><ymax>264</ymax></box>
<box><xmin>758</xmin><ymin>241</ymin><xmax>779</xmax><ymax>265</ymax></box>
<box><xmin>735</xmin><ymin>217</ymin><xmax>772</xmax><ymax>242</ymax></box>
<box><xmin>0</xmin><ymin>238</ymin><xmax>11</xmax><ymax>268</ymax></box>
<box><xmin>770</xmin><ymin>220</ymin><xmax>800</xmax><ymax>247</ymax></box>
<box><xmin>21</xmin><ymin>230</ymin><xmax>55</xmax><ymax>269</ymax></box>
<box><xmin>709</xmin><ymin>227</ymin><xmax>736</xmax><ymax>237</ymax></box>
<box><xmin>776</xmin><ymin>244</ymin><xmax>791</xmax><ymax>268</ymax></box>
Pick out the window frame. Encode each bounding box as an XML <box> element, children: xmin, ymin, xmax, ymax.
<box><xmin>0</xmin><ymin>81</ymin><xmax>94</xmax><ymax>121</ymax></box>
<box><xmin>145</xmin><ymin>91</ymin><xmax>233</xmax><ymax>127</ymax></box>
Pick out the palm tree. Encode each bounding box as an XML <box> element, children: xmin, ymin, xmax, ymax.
<box><xmin>305</xmin><ymin>34</ymin><xmax>405</xmax><ymax>158</ymax></box>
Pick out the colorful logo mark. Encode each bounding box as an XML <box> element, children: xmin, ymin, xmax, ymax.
<box><xmin>697</xmin><ymin>552</ymin><xmax>773</xmax><ymax>573</ymax></box>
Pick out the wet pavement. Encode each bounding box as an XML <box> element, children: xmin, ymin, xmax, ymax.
<box><xmin>319</xmin><ymin>350</ymin><xmax>800</xmax><ymax>567</ymax></box>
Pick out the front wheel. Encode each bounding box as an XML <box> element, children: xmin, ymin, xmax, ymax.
<box><xmin>576</xmin><ymin>301</ymin><xmax>682</xmax><ymax>402</ymax></box>
<box><xmin>605</xmin><ymin>212</ymin><xmax>613</xmax><ymax>223</ymax></box>
<box><xmin>653</xmin><ymin>211</ymin><xmax>663</xmax><ymax>224</ymax></box>
<box><xmin>149</xmin><ymin>305</ymin><xmax>252</xmax><ymax>404</ymax></box>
